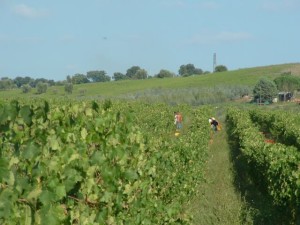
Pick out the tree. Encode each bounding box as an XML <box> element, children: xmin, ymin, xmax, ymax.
<box><xmin>36</xmin><ymin>82</ymin><xmax>48</xmax><ymax>94</ymax></box>
<box><xmin>126</xmin><ymin>66</ymin><xmax>141</xmax><ymax>79</ymax></box>
<box><xmin>134</xmin><ymin>69</ymin><xmax>148</xmax><ymax>79</ymax></box>
<box><xmin>48</xmin><ymin>80</ymin><xmax>55</xmax><ymax>86</ymax></box>
<box><xmin>214</xmin><ymin>65</ymin><xmax>228</xmax><ymax>72</ymax></box>
<box><xmin>179</xmin><ymin>64</ymin><xmax>195</xmax><ymax>76</ymax></box>
<box><xmin>113</xmin><ymin>72</ymin><xmax>127</xmax><ymax>81</ymax></box>
<box><xmin>253</xmin><ymin>77</ymin><xmax>278</xmax><ymax>103</ymax></box>
<box><xmin>155</xmin><ymin>69</ymin><xmax>174</xmax><ymax>78</ymax></box>
<box><xmin>30</xmin><ymin>78</ymin><xmax>48</xmax><ymax>88</ymax></box>
<box><xmin>66</xmin><ymin>75</ymin><xmax>72</xmax><ymax>83</ymax></box>
<box><xmin>125</xmin><ymin>66</ymin><xmax>149</xmax><ymax>79</ymax></box>
<box><xmin>64</xmin><ymin>83</ymin><xmax>73</xmax><ymax>94</ymax></box>
<box><xmin>21</xmin><ymin>84</ymin><xmax>31</xmax><ymax>93</ymax></box>
<box><xmin>178</xmin><ymin>64</ymin><xmax>203</xmax><ymax>76</ymax></box>
<box><xmin>55</xmin><ymin>80</ymin><xmax>67</xmax><ymax>86</ymax></box>
<box><xmin>13</xmin><ymin>76</ymin><xmax>34</xmax><ymax>88</ymax></box>
<box><xmin>274</xmin><ymin>74</ymin><xmax>300</xmax><ymax>92</ymax></box>
<box><xmin>87</xmin><ymin>70</ymin><xmax>110</xmax><ymax>82</ymax></box>
<box><xmin>0</xmin><ymin>78</ymin><xmax>15</xmax><ymax>90</ymax></box>
<box><xmin>71</xmin><ymin>74</ymin><xmax>89</xmax><ymax>84</ymax></box>
<box><xmin>194</xmin><ymin>68</ymin><xmax>203</xmax><ymax>75</ymax></box>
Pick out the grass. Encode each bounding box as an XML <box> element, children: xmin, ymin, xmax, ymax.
<box><xmin>1</xmin><ymin>63</ymin><xmax>300</xmax><ymax>101</ymax></box>
<box><xmin>187</xmin><ymin>113</ymin><xmax>252</xmax><ymax>225</ymax></box>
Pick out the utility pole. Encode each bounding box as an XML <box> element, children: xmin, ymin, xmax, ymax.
<box><xmin>213</xmin><ymin>53</ymin><xmax>217</xmax><ymax>72</ymax></box>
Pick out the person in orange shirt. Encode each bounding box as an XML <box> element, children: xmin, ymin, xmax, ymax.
<box><xmin>174</xmin><ymin>111</ymin><xmax>183</xmax><ymax>130</ymax></box>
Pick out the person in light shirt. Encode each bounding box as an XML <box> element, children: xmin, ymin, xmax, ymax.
<box><xmin>209</xmin><ymin>117</ymin><xmax>219</xmax><ymax>131</ymax></box>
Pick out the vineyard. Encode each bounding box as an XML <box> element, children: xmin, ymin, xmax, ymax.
<box><xmin>226</xmin><ymin>107</ymin><xmax>300</xmax><ymax>224</ymax></box>
<box><xmin>1</xmin><ymin>98</ymin><xmax>300</xmax><ymax>224</ymax></box>
<box><xmin>0</xmin><ymin>99</ymin><xmax>211</xmax><ymax>224</ymax></box>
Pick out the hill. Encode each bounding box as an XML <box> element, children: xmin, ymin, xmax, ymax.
<box><xmin>1</xmin><ymin>63</ymin><xmax>300</xmax><ymax>104</ymax></box>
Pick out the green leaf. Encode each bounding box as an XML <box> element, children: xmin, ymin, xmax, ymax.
<box><xmin>0</xmin><ymin>105</ymin><xmax>8</xmax><ymax>124</ymax></box>
<box><xmin>123</xmin><ymin>184</ymin><xmax>133</xmax><ymax>195</ymax></box>
<box><xmin>63</xmin><ymin>168</ymin><xmax>82</xmax><ymax>192</ymax></box>
<box><xmin>0</xmin><ymin>189</ymin><xmax>16</xmax><ymax>219</ymax></box>
<box><xmin>124</xmin><ymin>170</ymin><xmax>139</xmax><ymax>181</ymax></box>
<box><xmin>0</xmin><ymin>123</ymin><xmax>9</xmax><ymax>132</ymax></box>
<box><xmin>9</xmin><ymin>156</ymin><xmax>19</xmax><ymax>167</ymax></box>
<box><xmin>48</xmin><ymin>136</ymin><xmax>60</xmax><ymax>150</ymax></box>
<box><xmin>20</xmin><ymin>105</ymin><xmax>33</xmax><ymax>126</ymax></box>
<box><xmin>6</xmin><ymin>171</ymin><xmax>15</xmax><ymax>186</ymax></box>
<box><xmin>55</xmin><ymin>185</ymin><xmax>66</xmax><ymax>200</ymax></box>
<box><xmin>8</xmin><ymin>100</ymin><xmax>19</xmax><ymax>120</ymax></box>
<box><xmin>92</xmin><ymin>101</ymin><xmax>99</xmax><ymax>112</ymax></box>
<box><xmin>48</xmin><ymin>157</ymin><xmax>59</xmax><ymax>172</ymax></box>
<box><xmin>81</xmin><ymin>128</ymin><xmax>88</xmax><ymax>140</ymax></box>
<box><xmin>0</xmin><ymin>158</ymin><xmax>9</xmax><ymax>182</ymax></box>
<box><xmin>100</xmin><ymin>191</ymin><xmax>113</xmax><ymax>203</ymax></box>
<box><xmin>39</xmin><ymin>190</ymin><xmax>55</xmax><ymax>205</ymax></box>
<box><xmin>85</xmin><ymin>108</ymin><xmax>93</xmax><ymax>117</ymax></box>
<box><xmin>22</xmin><ymin>142</ymin><xmax>40</xmax><ymax>159</ymax></box>
<box><xmin>71</xmin><ymin>104</ymin><xmax>79</xmax><ymax>114</ymax></box>
<box><xmin>40</xmin><ymin>204</ymin><xmax>65</xmax><ymax>225</ymax></box>
<box><xmin>90</xmin><ymin>151</ymin><xmax>106</xmax><ymax>165</ymax></box>
<box><xmin>15</xmin><ymin>176</ymin><xmax>30</xmax><ymax>195</ymax></box>
<box><xmin>44</xmin><ymin>101</ymin><xmax>50</xmax><ymax>114</ymax></box>
<box><xmin>27</xmin><ymin>187</ymin><xmax>42</xmax><ymax>200</ymax></box>
<box><xmin>67</xmin><ymin>153</ymin><xmax>80</xmax><ymax>164</ymax></box>
<box><xmin>24</xmin><ymin>204</ymin><xmax>32</xmax><ymax>225</ymax></box>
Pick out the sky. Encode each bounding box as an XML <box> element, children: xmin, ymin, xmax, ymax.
<box><xmin>0</xmin><ymin>0</ymin><xmax>299</xmax><ymax>81</ymax></box>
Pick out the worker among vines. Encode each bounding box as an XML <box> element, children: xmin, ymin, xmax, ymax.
<box><xmin>174</xmin><ymin>111</ymin><xmax>183</xmax><ymax>130</ymax></box>
<box><xmin>209</xmin><ymin>117</ymin><xmax>219</xmax><ymax>131</ymax></box>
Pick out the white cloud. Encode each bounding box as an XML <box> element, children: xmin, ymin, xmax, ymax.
<box><xmin>261</xmin><ymin>0</ymin><xmax>300</xmax><ymax>11</ymax></box>
<box><xmin>188</xmin><ymin>31</ymin><xmax>253</xmax><ymax>44</ymax></box>
<box><xmin>12</xmin><ymin>4</ymin><xmax>48</xmax><ymax>18</ymax></box>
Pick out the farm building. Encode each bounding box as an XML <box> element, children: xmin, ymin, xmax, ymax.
<box><xmin>278</xmin><ymin>91</ymin><xmax>292</xmax><ymax>101</ymax></box>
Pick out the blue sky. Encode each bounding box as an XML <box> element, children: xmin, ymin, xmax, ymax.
<box><xmin>0</xmin><ymin>0</ymin><xmax>299</xmax><ymax>81</ymax></box>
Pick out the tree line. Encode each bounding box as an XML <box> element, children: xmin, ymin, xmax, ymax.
<box><xmin>0</xmin><ymin>64</ymin><xmax>228</xmax><ymax>92</ymax></box>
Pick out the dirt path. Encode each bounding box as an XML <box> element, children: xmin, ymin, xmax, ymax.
<box><xmin>188</xmin><ymin>123</ymin><xmax>252</xmax><ymax>225</ymax></box>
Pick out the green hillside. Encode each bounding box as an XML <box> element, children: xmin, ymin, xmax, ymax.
<box><xmin>1</xmin><ymin>63</ymin><xmax>300</xmax><ymax>103</ymax></box>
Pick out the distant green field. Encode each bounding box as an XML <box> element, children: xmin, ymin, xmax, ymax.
<box><xmin>1</xmin><ymin>63</ymin><xmax>299</xmax><ymax>103</ymax></box>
